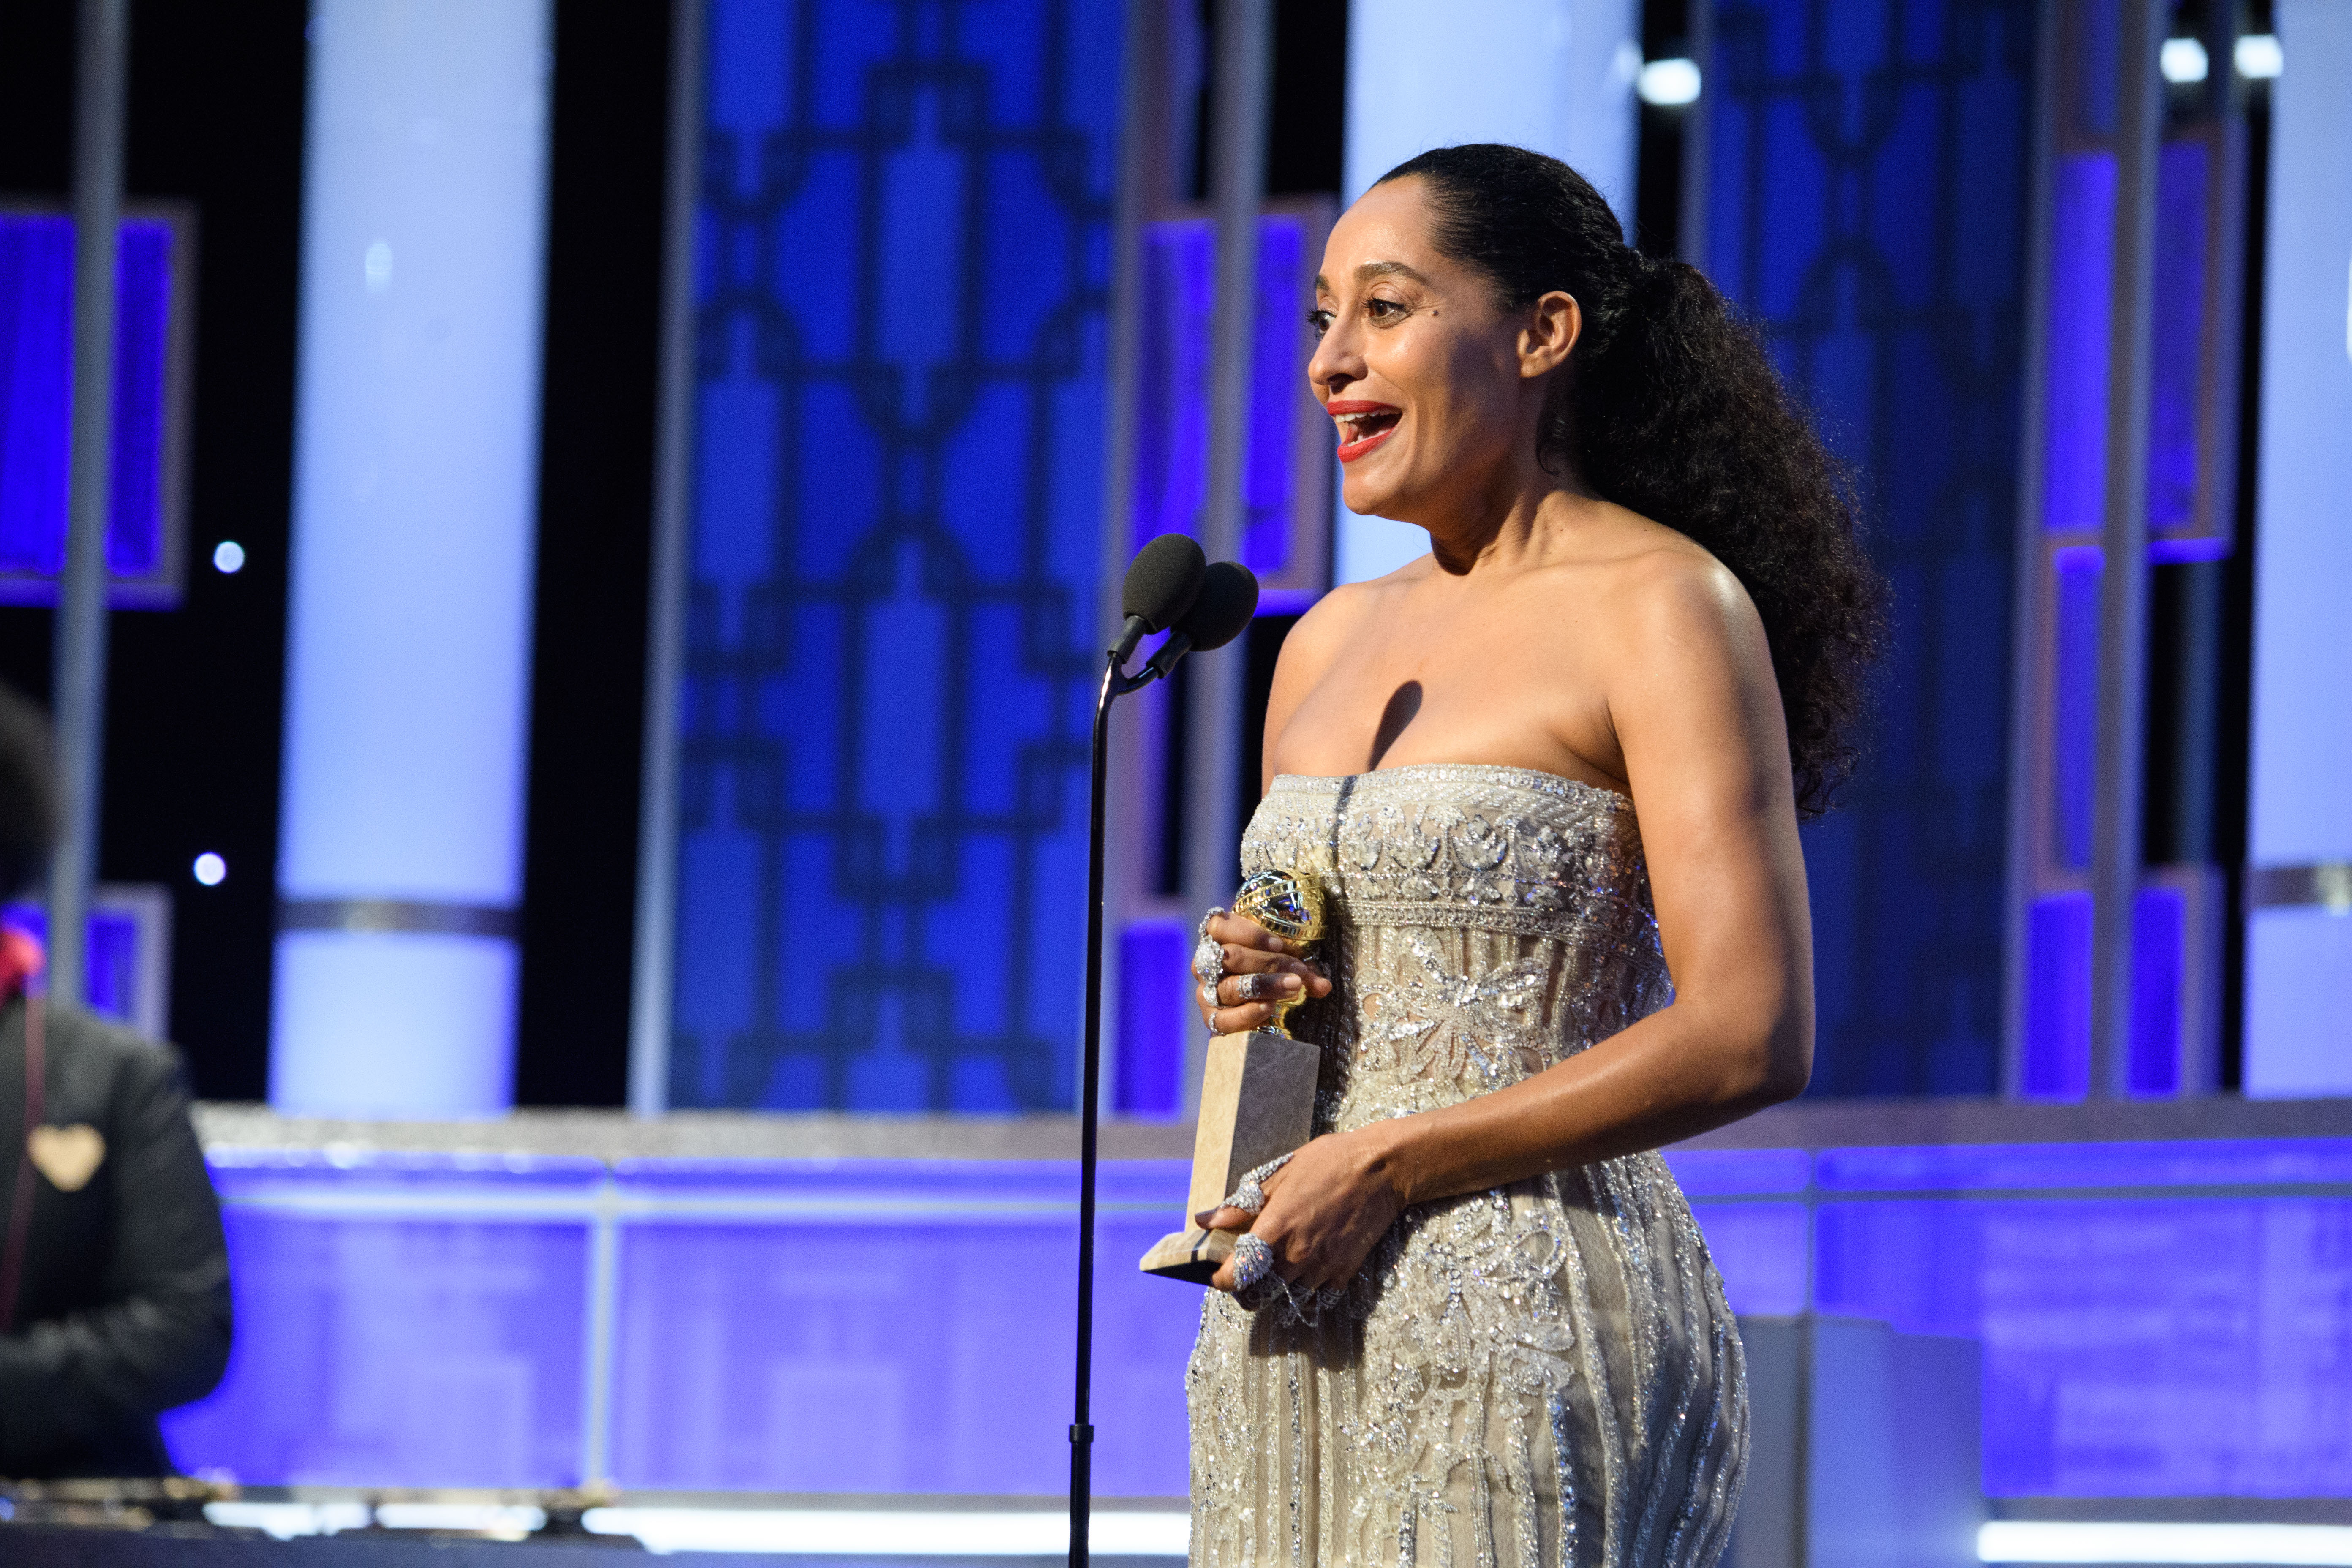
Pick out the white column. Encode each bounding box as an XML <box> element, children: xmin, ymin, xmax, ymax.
<box><xmin>271</xmin><ymin>0</ymin><xmax>553</xmax><ymax>1117</ymax></box>
<box><xmin>2243</xmin><ymin>0</ymin><xmax>2352</xmax><ymax>1097</ymax></box>
<box><xmin>1336</xmin><ymin>0</ymin><xmax>1642</xmax><ymax>584</ymax></box>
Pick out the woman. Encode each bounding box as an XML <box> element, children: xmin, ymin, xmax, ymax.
<box><xmin>1184</xmin><ymin>144</ymin><xmax>1886</xmax><ymax>1568</ymax></box>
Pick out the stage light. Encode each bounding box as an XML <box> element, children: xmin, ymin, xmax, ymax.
<box><xmin>370</xmin><ymin>1503</ymin><xmax>542</xmax><ymax>1539</ymax></box>
<box><xmin>1638</xmin><ymin>57</ymin><xmax>1702</xmax><ymax>106</ymax></box>
<box><xmin>579</xmin><ymin>1507</ymin><xmax>1191</xmax><ymax>1557</ymax></box>
<box><xmin>364</xmin><ymin>240</ymin><xmax>393</xmax><ymax>294</ymax></box>
<box><xmin>1979</xmin><ymin>1521</ymin><xmax>2352</xmax><ymax>1565</ymax></box>
<box><xmin>202</xmin><ymin>1502</ymin><xmax>545</xmax><ymax>1541</ymax></box>
<box><xmin>2237</xmin><ymin>33</ymin><xmax>2284</xmax><ymax>77</ymax></box>
<box><xmin>2161</xmin><ymin>36</ymin><xmax>2210</xmax><ymax>81</ymax></box>
<box><xmin>212</xmin><ymin>540</ymin><xmax>245</xmax><ymax>574</ymax></box>
<box><xmin>193</xmin><ymin>853</ymin><xmax>226</xmax><ymax>886</ymax></box>
<box><xmin>204</xmin><ymin>1502</ymin><xmax>370</xmax><ymax>1539</ymax></box>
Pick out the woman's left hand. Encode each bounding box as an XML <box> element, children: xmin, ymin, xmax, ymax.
<box><xmin>1203</xmin><ymin>1127</ymin><xmax>1409</xmax><ymax>1293</ymax></box>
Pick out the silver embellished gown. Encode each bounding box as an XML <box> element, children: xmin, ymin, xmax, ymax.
<box><xmin>1187</xmin><ymin>765</ymin><xmax>1747</xmax><ymax>1568</ymax></box>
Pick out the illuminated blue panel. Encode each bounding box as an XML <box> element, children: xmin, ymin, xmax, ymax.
<box><xmin>2128</xmin><ymin>884</ymin><xmax>2183</xmax><ymax>1094</ymax></box>
<box><xmin>1342</xmin><ymin>0</ymin><xmax>1637</xmax><ymax>213</ymax></box>
<box><xmin>161</xmin><ymin>1153</ymin><xmax>598</xmax><ymax>1487</ymax></box>
<box><xmin>604</xmin><ymin>1160</ymin><xmax>1191</xmax><ymax>1495</ymax></box>
<box><xmin>1129</xmin><ymin>215</ymin><xmax>1314</xmax><ymax>582</ymax></box>
<box><xmin>2244</xmin><ymin>0</ymin><xmax>2352</xmax><ymax>1095</ymax></box>
<box><xmin>2145</xmin><ymin>142</ymin><xmax>2206</xmax><ymax>542</ymax></box>
<box><xmin>2023</xmin><ymin>885</ymin><xmax>2194</xmax><ymax>1099</ymax></box>
<box><xmin>157</xmin><ymin>1140</ymin><xmax>2352</xmax><ymax>1497</ymax></box>
<box><xmin>1128</xmin><ymin>228</ymin><xmax>1214</xmax><ymax>557</ymax></box>
<box><xmin>0</xmin><ymin>214</ymin><xmax>183</xmax><ymax>605</ymax></box>
<box><xmin>1707</xmin><ymin>0</ymin><xmax>2033</xmax><ymax>1095</ymax></box>
<box><xmin>2050</xmin><ymin>548</ymin><xmax>2101</xmax><ymax>870</ymax></box>
<box><xmin>668</xmin><ymin>0</ymin><xmax>1124</xmax><ymax>1111</ymax></box>
<box><xmin>1817</xmin><ymin>1139</ymin><xmax>2352</xmax><ymax>1495</ymax></box>
<box><xmin>2023</xmin><ymin>891</ymin><xmax>2091</xmax><ymax>1096</ymax></box>
<box><xmin>1816</xmin><ymin>1138</ymin><xmax>2352</xmax><ymax>1190</ymax></box>
<box><xmin>1668</xmin><ymin>1150</ymin><xmax>1815</xmax><ymax>1316</ymax></box>
<box><xmin>1819</xmin><ymin>1196</ymin><xmax>2352</xmax><ymax>1496</ymax></box>
<box><xmin>1689</xmin><ymin>1200</ymin><xmax>1813</xmax><ymax>1316</ymax></box>
<box><xmin>2041</xmin><ymin>154</ymin><xmax>2115</xmax><ymax>536</ymax></box>
<box><xmin>1663</xmin><ymin>1147</ymin><xmax>1811</xmax><ymax>1195</ymax></box>
<box><xmin>1242</xmin><ymin>220</ymin><xmax>1306</xmax><ymax>580</ymax></box>
<box><xmin>1114</xmin><ymin>920</ymin><xmax>1187</xmax><ymax>1117</ymax></box>
<box><xmin>4</xmin><ymin>897</ymin><xmax>158</xmax><ymax>1031</ymax></box>
<box><xmin>270</xmin><ymin>0</ymin><xmax>553</xmax><ymax>1116</ymax></box>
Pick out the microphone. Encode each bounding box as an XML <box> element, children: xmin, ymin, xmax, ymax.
<box><xmin>1068</xmin><ymin>544</ymin><xmax>1252</xmax><ymax>1568</ymax></box>
<box><xmin>1145</xmin><ymin>560</ymin><xmax>1259</xmax><ymax>681</ymax></box>
<box><xmin>1111</xmin><ymin>534</ymin><xmax>1207</xmax><ymax>667</ymax></box>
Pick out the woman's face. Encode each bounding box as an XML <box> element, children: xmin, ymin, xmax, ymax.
<box><xmin>1307</xmin><ymin>178</ymin><xmax>1563</xmax><ymax>530</ymax></box>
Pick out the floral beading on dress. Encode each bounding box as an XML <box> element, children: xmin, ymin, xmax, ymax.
<box><xmin>1187</xmin><ymin>765</ymin><xmax>1746</xmax><ymax>1568</ymax></box>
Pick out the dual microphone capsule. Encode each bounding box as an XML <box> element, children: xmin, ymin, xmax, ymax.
<box><xmin>1110</xmin><ymin>533</ymin><xmax>1258</xmax><ymax>682</ymax></box>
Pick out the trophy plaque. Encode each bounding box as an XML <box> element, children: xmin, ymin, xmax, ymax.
<box><xmin>1139</xmin><ymin>868</ymin><xmax>1328</xmax><ymax>1284</ymax></box>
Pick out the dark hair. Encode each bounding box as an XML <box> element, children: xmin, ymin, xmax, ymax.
<box><xmin>0</xmin><ymin>683</ymin><xmax>58</xmax><ymax>900</ymax></box>
<box><xmin>1378</xmin><ymin>144</ymin><xmax>1889</xmax><ymax>816</ymax></box>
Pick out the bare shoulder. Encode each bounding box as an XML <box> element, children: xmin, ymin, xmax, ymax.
<box><xmin>1270</xmin><ymin>560</ymin><xmax>1424</xmax><ymax>682</ymax></box>
<box><xmin>1576</xmin><ymin>511</ymin><xmax>1766</xmax><ymax>666</ymax></box>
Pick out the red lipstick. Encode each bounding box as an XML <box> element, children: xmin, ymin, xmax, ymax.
<box><xmin>1326</xmin><ymin>400</ymin><xmax>1401</xmax><ymax>464</ymax></box>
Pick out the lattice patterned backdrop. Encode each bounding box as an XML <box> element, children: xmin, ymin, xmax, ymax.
<box><xmin>669</xmin><ymin>0</ymin><xmax>1123</xmax><ymax>1110</ymax></box>
<box><xmin>1707</xmin><ymin>0</ymin><xmax>2034</xmax><ymax>1093</ymax></box>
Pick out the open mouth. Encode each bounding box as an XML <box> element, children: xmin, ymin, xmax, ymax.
<box><xmin>1328</xmin><ymin>402</ymin><xmax>1401</xmax><ymax>463</ymax></box>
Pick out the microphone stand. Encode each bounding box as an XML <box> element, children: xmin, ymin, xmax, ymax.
<box><xmin>1070</xmin><ymin>643</ymin><xmax>1168</xmax><ymax>1568</ymax></box>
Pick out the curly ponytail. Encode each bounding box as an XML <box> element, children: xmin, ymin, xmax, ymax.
<box><xmin>1378</xmin><ymin>144</ymin><xmax>1890</xmax><ymax>817</ymax></box>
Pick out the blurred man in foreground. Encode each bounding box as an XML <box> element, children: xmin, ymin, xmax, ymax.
<box><xmin>0</xmin><ymin>683</ymin><xmax>230</xmax><ymax>1476</ymax></box>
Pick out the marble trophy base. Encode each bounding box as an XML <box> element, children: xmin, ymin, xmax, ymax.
<box><xmin>1138</xmin><ymin>1028</ymin><xmax>1321</xmax><ymax>1284</ymax></box>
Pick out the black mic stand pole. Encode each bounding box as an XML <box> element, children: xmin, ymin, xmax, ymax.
<box><xmin>1070</xmin><ymin>644</ymin><xmax>1165</xmax><ymax>1568</ymax></box>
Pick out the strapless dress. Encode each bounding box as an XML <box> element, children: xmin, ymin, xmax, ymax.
<box><xmin>1186</xmin><ymin>764</ymin><xmax>1747</xmax><ymax>1568</ymax></box>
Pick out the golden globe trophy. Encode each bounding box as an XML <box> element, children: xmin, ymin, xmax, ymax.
<box><xmin>1139</xmin><ymin>868</ymin><xmax>1328</xmax><ymax>1283</ymax></box>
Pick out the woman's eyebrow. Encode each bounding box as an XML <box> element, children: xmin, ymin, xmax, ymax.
<box><xmin>1313</xmin><ymin>260</ymin><xmax>1435</xmax><ymax>295</ymax></box>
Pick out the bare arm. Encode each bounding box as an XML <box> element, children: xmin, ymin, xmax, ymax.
<box><xmin>1376</xmin><ymin>558</ymin><xmax>1812</xmax><ymax>1182</ymax></box>
<box><xmin>1209</xmin><ymin>557</ymin><xmax>1814</xmax><ymax>1290</ymax></box>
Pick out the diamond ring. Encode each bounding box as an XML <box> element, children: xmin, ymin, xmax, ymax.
<box><xmin>1191</xmin><ymin>906</ymin><xmax>1229</xmax><ymax>988</ymax></box>
<box><xmin>1230</xmin><ymin>1232</ymin><xmax>1275</xmax><ymax>1294</ymax></box>
<box><xmin>1222</xmin><ymin>1152</ymin><xmax>1293</xmax><ymax>1217</ymax></box>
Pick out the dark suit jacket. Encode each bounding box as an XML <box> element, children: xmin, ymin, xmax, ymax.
<box><xmin>0</xmin><ymin>998</ymin><xmax>231</xmax><ymax>1477</ymax></box>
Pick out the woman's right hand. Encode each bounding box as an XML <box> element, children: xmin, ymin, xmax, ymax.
<box><xmin>1195</xmin><ymin>909</ymin><xmax>1333</xmax><ymax>1035</ymax></box>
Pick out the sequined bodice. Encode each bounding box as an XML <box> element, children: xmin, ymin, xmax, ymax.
<box><xmin>1239</xmin><ymin>764</ymin><xmax>1675</xmax><ymax>1132</ymax></box>
<box><xmin>1193</xmin><ymin>764</ymin><xmax>1745</xmax><ymax>1568</ymax></box>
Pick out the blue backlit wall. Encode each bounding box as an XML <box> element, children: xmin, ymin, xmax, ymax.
<box><xmin>1707</xmin><ymin>0</ymin><xmax>2033</xmax><ymax>1093</ymax></box>
<box><xmin>666</xmin><ymin>0</ymin><xmax>1124</xmax><ymax>1110</ymax></box>
<box><xmin>2004</xmin><ymin>1</ymin><xmax>2245</xmax><ymax>1102</ymax></box>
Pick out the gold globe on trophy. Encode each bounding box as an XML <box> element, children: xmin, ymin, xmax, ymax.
<box><xmin>1138</xmin><ymin>865</ymin><xmax>1329</xmax><ymax>1283</ymax></box>
<box><xmin>1230</xmin><ymin>868</ymin><xmax>1326</xmax><ymax>1036</ymax></box>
